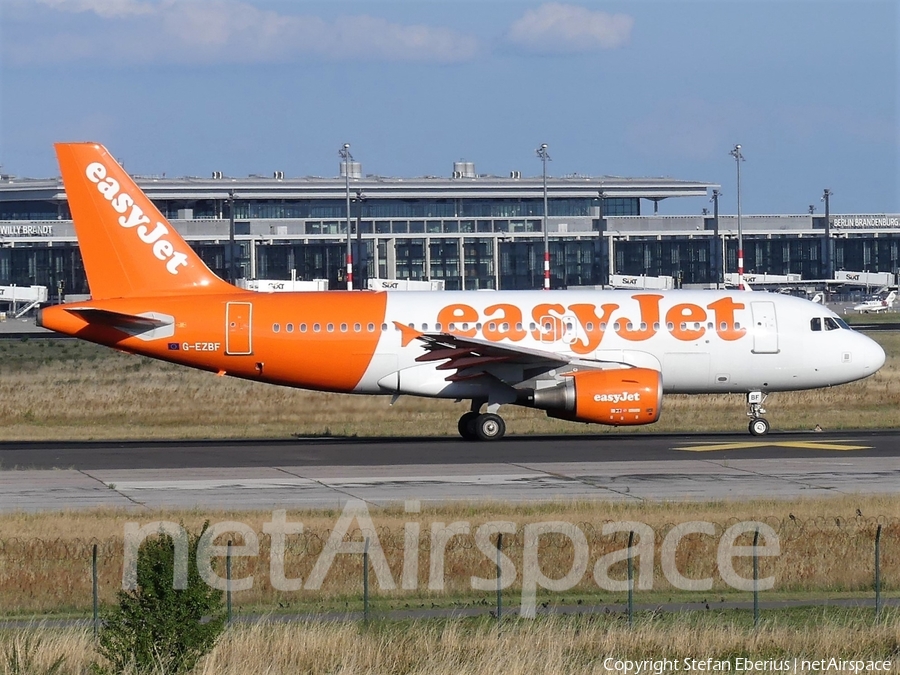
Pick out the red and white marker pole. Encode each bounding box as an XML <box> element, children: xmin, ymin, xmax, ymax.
<box><xmin>341</xmin><ymin>142</ymin><xmax>354</xmax><ymax>291</ymax></box>
<box><xmin>737</xmin><ymin>248</ymin><xmax>744</xmax><ymax>291</ymax></box>
<box><xmin>543</xmin><ymin>251</ymin><xmax>551</xmax><ymax>290</ymax></box>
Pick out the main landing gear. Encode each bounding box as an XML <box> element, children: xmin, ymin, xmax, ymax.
<box><xmin>458</xmin><ymin>401</ymin><xmax>506</xmax><ymax>441</ymax></box>
<box><xmin>747</xmin><ymin>391</ymin><xmax>770</xmax><ymax>436</ymax></box>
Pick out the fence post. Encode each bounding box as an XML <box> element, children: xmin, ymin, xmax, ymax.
<box><xmin>875</xmin><ymin>524</ymin><xmax>882</xmax><ymax>620</ymax></box>
<box><xmin>627</xmin><ymin>530</ymin><xmax>635</xmax><ymax>626</ymax></box>
<box><xmin>496</xmin><ymin>533</ymin><xmax>503</xmax><ymax>626</ymax></box>
<box><xmin>364</xmin><ymin>537</ymin><xmax>370</xmax><ymax>624</ymax></box>
<box><xmin>752</xmin><ymin>528</ymin><xmax>759</xmax><ymax>628</ymax></box>
<box><xmin>92</xmin><ymin>544</ymin><xmax>99</xmax><ymax>638</ymax></box>
<box><xmin>226</xmin><ymin>540</ymin><xmax>232</xmax><ymax>624</ymax></box>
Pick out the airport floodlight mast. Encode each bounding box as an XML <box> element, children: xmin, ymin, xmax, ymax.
<box><xmin>227</xmin><ymin>189</ymin><xmax>237</xmax><ymax>283</ymax></box>
<box><xmin>340</xmin><ymin>143</ymin><xmax>354</xmax><ymax>290</ymax></box>
<box><xmin>822</xmin><ymin>188</ymin><xmax>833</xmax><ymax>281</ymax></box>
<box><xmin>710</xmin><ymin>188</ymin><xmax>721</xmax><ymax>289</ymax></box>
<box><xmin>536</xmin><ymin>143</ymin><xmax>551</xmax><ymax>290</ymax></box>
<box><xmin>354</xmin><ymin>189</ymin><xmax>366</xmax><ymax>290</ymax></box>
<box><xmin>729</xmin><ymin>144</ymin><xmax>745</xmax><ymax>290</ymax></box>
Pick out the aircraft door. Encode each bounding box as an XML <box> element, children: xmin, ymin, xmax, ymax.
<box><xmin>750</xmin><ymin>301</ymin><xmax>778</xmax><ymax>354</ymax></box>
<box><xmin>226</xmin><ymin>301</ymin><xmax>253</xmax><ymax>355</ymax></box>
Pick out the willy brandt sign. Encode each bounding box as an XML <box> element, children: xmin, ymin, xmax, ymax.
<box><xmin>123</xmin><ymin>500</ymin><xmax>779</xmax><ymax>618</ymax></box>
<box><xmin>0</xmin><ymin>224</ymin><xmax>54</xmax><ymax>236</ymax></box>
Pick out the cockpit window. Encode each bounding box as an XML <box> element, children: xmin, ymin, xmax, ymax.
<box><xmin>810</xmin><ymin>318</ymin><xmax>821</xmax><ymax>331</ymax></box>
<box><xmin>824</xmin><ymin>317</ymin><xmax>840</xmax><ymax>331</ymax></box>
<box><xmin>835</xmin><ymin>317</ymin><xmax>850</xmax><ymax>330</ymax></box>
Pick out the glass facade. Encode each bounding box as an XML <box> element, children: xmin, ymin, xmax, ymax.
<box><xmin>155</xmin><ymin>200</ymin><xmax>219</xmax><ymax>219</ymax></box>
<box><xmin>608</xmin><ymin>235</ymin><xmax>900</xmax><ymax>287</ymax></box>
<box><xmin>254</xmin><ymin>241</ymin><xmax>370</xmax><ymax>288</ymax></box>
<box><xmin>602</xmin><ymin>198</ymin><xmax>640</xmax><ymax>216</ymax></box>
<box><xmin>429</xmin><ymin>239</ymin><xmax>461</xmax><ymax>290</ymax></box>
<box><xmin>365</xmin><ymin>200</ymin><xmax>455</xmax><ymax>219</ymax></box>
<box><xmin>499</xmin><ymin>239</ymin><xmax>605</xmax><ymax>289</ymax></box>
<box><xmin>144</xmin><ymin>197</ymin><xmax>617</xmax><ymax>222</ymax></box>
<box><xmin>463</xmin><ymin>238</ymin><xmax>495</xmax><ymax>290</ymax></box>
<box><xmin>0</xmin><ymin>196</ymin><xmax>638</xmax><ymax>221</ymax></box>
<box><xmin>837</xmin><ymin>236</ymin><xmax>900</xmax><ymax>275</ymax></box>
<box><xmin>395</xmin><ymin>239</ymin><xmax>426</xmax><ymax>281</ymax></box>
<box><xmin>194</xmin><ymin>242</ymin><xmax>252</xmax><ymax>282</ymax></box>
<box><xmin>0</xmin><ymin>244</ymin><xmax>88</xmax><ymax>295</ymax></box>
<box><xmin>0</xmin><ymin>201</ymin><xmax>70</xmax><ymax>220</ymax></box>
<box><xmin>739</xmin><ymin>238</ymin><xmax>822</xmax><ymax>279</ymax></box>
<box><xmin>615</xmin><ymin>239</ymin><xmax>712</xmax><ymax>284</ymax></box>
<box><xmin>1</xmin><ymin>233</ymin><xmax>897</xmax><ymax>295</ymax></box>
<box><xmin>1</xmin><ymin>178</ymin><xmax>897</xmax><ymax>296</ymax></box>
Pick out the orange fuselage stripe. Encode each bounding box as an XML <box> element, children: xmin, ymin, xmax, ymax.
<box><xmin>41</xmin><ymin>291</ymin><xmax>389</xmax><ymax>392</ymax></box>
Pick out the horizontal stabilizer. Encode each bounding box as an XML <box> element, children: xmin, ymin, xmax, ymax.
<box><xmin>65</xmin><ymin>307</ymin><xmax>175</xmax><ymax>340</ymax></box>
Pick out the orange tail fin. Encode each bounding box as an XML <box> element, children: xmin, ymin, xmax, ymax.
<box><xmin>55</xmin><ymin>142</ymin><xmax>236</xmax><ymax>299</ymax></box>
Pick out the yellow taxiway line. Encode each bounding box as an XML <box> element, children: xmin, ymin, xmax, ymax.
<box><xmin>676</xmin><ymin>440</ymin><xmax>872</xmax><ymax>452</ymax></box>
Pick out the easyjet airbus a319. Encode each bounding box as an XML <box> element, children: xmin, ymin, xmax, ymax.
<box><xmin>38</xmin><ymin>143</ymin><xmax>886</xmax><ymax>440</ymax></box>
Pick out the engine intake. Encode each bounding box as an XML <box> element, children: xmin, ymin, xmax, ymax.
<box><xmin>530</xmin><ymin>368</ymin><xmax>662</xmax><ymax>426</ymax></box>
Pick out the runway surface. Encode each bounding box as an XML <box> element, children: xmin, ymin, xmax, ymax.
<box><xmin>2</xmin><ymin>431</ymin><xmax>900</xmax><ymax>511</ymax></box>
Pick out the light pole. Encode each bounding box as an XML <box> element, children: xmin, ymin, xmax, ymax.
<box><xmin>722</xmin><ymin>235</ymin><xmax>730</xmax><ymax>288</ymax></box>
<box><xmin>729</xmin><ymin>144</ymin><xmax>745</xmax><ymax>290</ymax></box>
<box><xmin>822</xmin><ymin>188</ymin><xmax>833</xmax><ymax>282</ymax></box>
<box><xmin>536</xmin><ymin>143</ymin><xmax>551</xmax><ymax>290</ymax></box>
<box><xmin>227</xmin><ymin>189</ymin><xmax>237</xmax><ymax>283</ymax></box>
<box><xmin>710</xmin><ymin>189</ymin><xmax>721</xmax><ymax>289</ymax></box>
<box><xmin>340</xmin><ymin>143</ymin><xmax>354</xmax><ymax>290</ymax></box>
<box><xmin>354</xmin><ymin>189</ymin><xmax>366</xmax><ymax>290</ymax></box>
<box><xmin>598</xmin><ymin>190</ymin><xmax>608</xmax><ymax>284</ymax></box>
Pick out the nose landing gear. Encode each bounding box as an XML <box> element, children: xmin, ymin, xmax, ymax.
<box><xmin>749</xmin><ymin>417</ymin><xmax>770</xmax><ymax>436</ymax></box>
<box><xmin>747</xmin><ymin>391</ymin><xmax>769</xmax><ymax>436</ymax></box>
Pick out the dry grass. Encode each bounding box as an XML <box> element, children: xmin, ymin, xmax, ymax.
<box><xmin>1</xmin><ymin>496</ymin><xmax>898</xmax><ymax>617</ymax></box>
<box><xmin>0</xmin><ymin>332</ymin><xmax>897</xmax><ymax>440</ymax></box>
<box><xmin>3</xmin><ymin>611</ymin><xmax>900</xmax><ymax>675</ymax></box>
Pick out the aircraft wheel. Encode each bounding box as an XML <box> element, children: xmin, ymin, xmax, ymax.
<box><xmin>474</xmin><ymin>413</ymin><xmax>506</xmax><ymax>441</ymax></box>
<box><xmin>748</xmin><ymin>418</ymin><xmax>770</xmax><ymax>436</ymax></box>
<box><xmin>457</xmin><ymin>412</ymin><xmax>479</xmax><ymax>440</ymax></box>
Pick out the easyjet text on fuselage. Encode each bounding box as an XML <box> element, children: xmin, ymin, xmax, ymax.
<box><xmin>432</xmin><ymin>295</ymin><xmax>746</xmax><ymax>352</ymax></box>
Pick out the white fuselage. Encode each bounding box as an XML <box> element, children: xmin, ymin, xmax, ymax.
<box><xmin>354</xmin><ymin>290</ymin><xmax>885</xmax><ymax>397</ymax></box>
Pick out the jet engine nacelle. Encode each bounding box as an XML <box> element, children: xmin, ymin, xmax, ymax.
<box><xmin>531</xmin><ymin>368</ymin><xmax>662</xmax><ymax>426</ymax></box>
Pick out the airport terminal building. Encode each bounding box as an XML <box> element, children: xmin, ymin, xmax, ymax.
<box><xmin>1</xmin><ymin>160</ymin><xmax>898</xmax><ymax>297</ymax></box>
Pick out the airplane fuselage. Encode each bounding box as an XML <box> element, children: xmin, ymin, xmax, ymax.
<box><xmin>40</xmin><ymin>289</ymin><xmax>884</xmax><ymax>398</ymax></box>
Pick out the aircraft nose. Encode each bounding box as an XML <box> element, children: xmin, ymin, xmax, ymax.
<box><xmin>859</xmin><ymin>334</ymin><xmax>886</xmax><ymax>373</ymax></box>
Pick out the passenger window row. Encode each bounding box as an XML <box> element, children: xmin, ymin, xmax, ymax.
<box><xmin>272</xmin><ymin>322</ymin><xmax>378</xmax><ymax>334</ymax></box>
<box><xmin>271</xmin><ymin>320</ymin><xmax>744</xmax><ymax>335</ymax></box>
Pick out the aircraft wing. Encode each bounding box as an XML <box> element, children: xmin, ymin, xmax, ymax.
<box><xmin>414</xmin><ymin>332</ymin><xmax>569</xmax><ymax>374</ymax></box>
<box><xmin>401</xmin><ymin>325</ymin><xmax>644</xmax><ymax>385</ymax></box>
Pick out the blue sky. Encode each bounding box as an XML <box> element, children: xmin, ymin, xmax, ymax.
<box><xmin>0</xmin><ymin>0</ymin><xmax>897</xmax><ymax>215</ymax></box>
